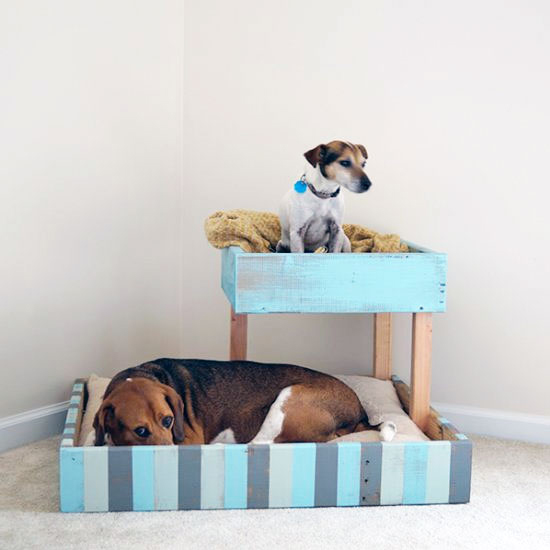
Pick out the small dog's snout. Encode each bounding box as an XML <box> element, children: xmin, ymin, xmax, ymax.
<box><xmin>360</xmin><ymin>175</ymin><xmax>372</xmax><ymax>192</ymax></box>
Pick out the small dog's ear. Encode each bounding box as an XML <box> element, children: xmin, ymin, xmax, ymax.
<box><xmin>163</xmin><ymin>385</ymin><xmax>185</xmax><ymax>444</ymax></box>
<box><xmin>304</xmin><ymin>144</ymin><xmax>327</xmax><ymax>167</ymax></box>
<box><xmin>93</xmin><ymin>402</ymin><xmax>114</xmax><ymax>446</ymax></box>
<box><xmin>356</xmin><ymin>144</ymin><xmax>368</xmax><ymax>160</ymax></box>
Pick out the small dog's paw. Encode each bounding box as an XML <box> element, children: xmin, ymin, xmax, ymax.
<box><xmin>314</xmin><ymin>246</ymin><xmax>328</xmax><ymax>253</ymax></box>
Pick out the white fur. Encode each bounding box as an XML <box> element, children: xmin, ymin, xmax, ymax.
<box><xmin>210</xmin><ymin>428</ymin><xmax>237</xmax><ymax>444</ymax></box>
<box><xmin>378</xmin><ymin>421</ymin><xmax>397</xmax><ymax>442</ymax></box>
<box><xmin>250</xmin><ymin>386</ymin><xmax>293</xmax><ymax>444</ymax></box>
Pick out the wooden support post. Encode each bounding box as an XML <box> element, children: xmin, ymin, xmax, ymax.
<box><xmin>230</xmin><ymin>307</ymin><xmax>248</xmax><ymax>361</ymax></box>
<box><xmin>373</xmin><ymin>313</ymin><xmax>392</xmax><ymax>380</ymax></box>
<box><xmin>410</xmin><ymin>312</ymin><xmax>432</xmax><ymax>432</ymax></box>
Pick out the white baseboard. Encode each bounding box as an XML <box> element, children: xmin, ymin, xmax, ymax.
<box><xmin>433</xmin><ymin>401</ymin><xmax>550</xmax><ymax>445</ymax></box>
<box><xmin>1</xmin><ymin>399</ymin><xmax>549</xmax><ymax>453</ymax></box>
<box><xmin>0</xmin><ymin>401</ymin><xmax>69</xmax><ymax>453</ymax></box>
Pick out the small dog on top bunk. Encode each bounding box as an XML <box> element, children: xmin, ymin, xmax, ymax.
<box><xmin>277</xmin><ymin>140</ymin><xmax>372</xmax><ymax>254</ymax></box>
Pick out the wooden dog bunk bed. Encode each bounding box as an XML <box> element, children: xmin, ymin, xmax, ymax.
<box><xmin>59</xmin><ymin>243</ymin><xmax>471</xmax><ymax>512</ymax></box>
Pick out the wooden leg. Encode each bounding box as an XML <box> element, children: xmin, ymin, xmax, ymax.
<box><xmin>230</xmin><ymin>307</ymin><xmax>248</xmax><ymax>361</ymax></box>
<box><xmin>410</xmin><ymin>312</ymin><xmax>432</xmax><ymax>432</ymax></box>
<box><xmin>373</xmin><ymin>313</ymin><xmax>392</xmax><ymax>380</ymax></box>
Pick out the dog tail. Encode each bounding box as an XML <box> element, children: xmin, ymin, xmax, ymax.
<box><xmin>353</xmin><ymin>410</ymin><xmax>397</xmax><ymax>442</ymax></box>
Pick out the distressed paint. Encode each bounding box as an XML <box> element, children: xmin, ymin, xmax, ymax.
<box><xmin>200</xmin><ymin>445</ymin><xmax>225</xmax><ymax>509</ymax></box>
<box><xmin>154</xmin><ymin>446</ymin><xmax>179</xmax><ymax>510</ymax></box>
<box><xmin>268</xmin><ymin>444</ymin><xmax>293</xmax><ymax>508</ymax></box>
<box><xmin>179</xmin><ymin>445</ymin><xmax>201</xmax><ymax>510</ymax></box>
<box><xmin>247</xmin><ymin>445</ymin><xmax>270</xmax><ymax>508</ymax></box>
<box><xmin>224</xmin><ymin>444</ymin><xmax>248</xmax><ymax>509</ymax></box>
<box><xmin>60</xmin><ymin>448</ymin><xmax>84</xmax><ymax>512</ymax></box>
<box><xmin>337</xmin><ymin>442</ymin><xmax>361</xmax><ymax>506</ymax></box>
<box><xmin>403</xmin><ymin>443</ymin><xmax>429</xmax><ymax>504</ymax></box>
<box><xmin>291</xmin><ymin>443</ymin><xmax>316</xmax><ymax>507</ymax></box>
<box><xmin>84</xmin><ymin>446</ymin><xmax>108</xmax><ymax>512</ymax></box>
<box><xmin>314</xmin><ymin>443</ymin><xmax>339</xmax><ymax>507</ymax></box>
<box><xmin>108</xmin><ymin>447</ymin><xmax>133</xmax><ymax>511</ymax></box>
<box><xmin>380</xmin><ymin>443</ymin><xmax>405</xmax><ymax>505</ymax></box>
<box><xmin>449</xmin><ymin>439</ymin><xmax>473</xmax><ymax>504</ymax></box>
<box><xmin>361</xmin><ymin>442</ymin><xmax>382</xmax><ymax>506</ymax></box>
<box><xmin>221</xmin><ymin>247</ymin><xmax>447</xmax><ymax>314</ymax></box>
<box><xmin>132</xmin><ymin>446</ymin><xmax>155</xmax><ymax>511</ymax></box>
<box><xmin>425</xmin><ymin>442</ymin><xmax>451</xmax><ymax>504</ymax></box>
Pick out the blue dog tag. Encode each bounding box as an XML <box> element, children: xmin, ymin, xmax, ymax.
<box><xmin>294</xmin><ymin>180</ymin><xmax>307</xmax><ymax>193</ymax></box>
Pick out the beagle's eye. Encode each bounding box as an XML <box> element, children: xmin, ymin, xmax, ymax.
<box><xmin>339</xmin><ymin>160</ymin><xmax>351</xmax><ymax>167</ymax></box>
<box><xmin>361</xmin><ymin>161</ymin><xmax>366</xmax><ymax>168</ymax></box>
<box><xmin>134</xmin><ymin>426</ymin><xmax>150</xmax><ymax>438</ymax></box>
<box><xmin>162</xmin><ymin>416</ymin><xmax>173</xmax><ymax>429</ymax></box>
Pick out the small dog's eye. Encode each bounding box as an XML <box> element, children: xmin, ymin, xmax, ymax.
<box><xmin>134</xmin><ymin>426</ymin><xmax>150</xmax><ymax>438</ymax></box>
<box><xmin>339</xmin><ymin>160</ymin><xmax>351</xmax><ymax>167</ymax></box>
<box><xmin>361</xmin><ymin>161</ymin><xmax>366</xmax><ymax>168</ymax></box>
<box><xmin>162</xmin><ymin>416</ymin><xmax>173</xmax><ymax>428</ymax></box>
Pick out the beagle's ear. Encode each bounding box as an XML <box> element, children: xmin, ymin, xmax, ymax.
<box><xmin>163</xmin><ymin>385</ymin><xmax>185</xmax><ymax>444</ymax></box>
<box><xmin>93</xmin><ymin>402</ymin><xmax>114</xmax><ymax>446</ymax></box>
<box><xmin>356</xmin><ymin>144</ymin><xmax>368</xmax><ymax>160</ymax></box>
<box><xmin>304</xmin><ymin>144</ymin><xmax>327</xmax><ymax>167</ymax></box>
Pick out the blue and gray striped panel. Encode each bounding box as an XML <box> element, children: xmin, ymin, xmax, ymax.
<box><xmin>60</xmin><ymin>439</ymin><xmax>471</xmax><ymax>512</ymax></box>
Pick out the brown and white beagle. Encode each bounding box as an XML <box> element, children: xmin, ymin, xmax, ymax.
<box><xmin>93</xmin><ymin>358</ymin><xmax>374</xmax><ymax>446</ymax></box>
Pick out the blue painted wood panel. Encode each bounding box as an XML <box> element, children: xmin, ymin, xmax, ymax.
<box><xmin>132</xmin><ymin>447</ymin><xmax>155</xmax><ymax>511</ymax></box>
<box><xmin>224</xmin><ymin>445</ymin><xmax>248</xmax><ymax>509</ymax></box>
<box><xmin>221</xmin><ymin>246</ymin><xmax>447</xmax><ymax>313</ymax></box>
<box><xmin>337</xmin><ymin>442</ymin><xmax>361</xmax><ymax>506</ymax></box>
<box><xmin>84</xmin><ymin>447</ymin><xmax>108</xmax><ymax>512</ymax></box>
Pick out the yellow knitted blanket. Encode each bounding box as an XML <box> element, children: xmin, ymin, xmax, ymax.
<box><xmin>205</xmin><ymin>210</ymin><xmax>408</xmax><ymax>253</ymax></box>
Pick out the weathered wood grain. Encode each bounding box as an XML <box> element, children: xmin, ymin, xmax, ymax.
<box><xmin>410</xmin><ymin>313</ymin><xmax>433</xmax><ymax>432</ymax></box>
<box><xmin>373</xmin><ymin>313</ymin><xmax>392</xmax><ymax>379</ymax></box>
<box><xmin>222</xmin><ymin>247</ymin><xmax>447</xmax><ymax>314</ymax></box>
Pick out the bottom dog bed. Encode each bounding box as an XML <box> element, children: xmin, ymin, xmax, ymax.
<box><xmin>60</xmin><ymin>374</ymin><xmax>471</xmax><ymax>512</ymax></box>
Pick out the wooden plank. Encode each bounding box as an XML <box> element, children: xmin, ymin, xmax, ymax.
<box><xmin>336</xmin><ymin>442</ymin><xmax>361</xmax><ymax>506</ymax></box>
<box><xmin>59</xmin><ymin>448</ymin><xmax>84</xmax><ymax>512</ymax></box>
<box><xmin>108</xmin><ymin>447</ymin><xmax>133</xmax><ymax>511</ymax></box>
<box><xmin>230</xmin><ymin>306</ymin><xmax>248</xmax><ymax>360</ymax></box>
<box><xmin>314</xmin><ymin>443</ymin><xmax>338</xmax><ymax>507</ymax></box>
<box><xmin>84</xmin><ymin>447</ymin><xmax>109</xmax><ymax>512</ymax></box>
<box><xmin>410</xmin><ymin>312</ymin><xmax>432</xmax><ymax>433</ymax></box>
<box><xmin>201</xmin><ymin>445</ymin><xmax>225</xmax><ymax>509</ymax></box>
<box><xmin>268</xmin><ymin>444</ymin><xmax>293</xmax><ymax>508</ymax></box>
<box><xmin>224</xmin><ymin>444</ymin><xmax>248</xmax><ymax>509</ymax></box>
<box><xmin>226</xmin><ymin>247</ymin><xmax>447</xmax><ymax>314</ymax></box>
<box><xmin>132</xmin><ymin>446</ymin><xmax>155</xmax><ymax>511</ymax></box>
<box><xmin>425</xmin><ymin>442</ymin><xmax>451</xmax><ymax>503</ymax></box>
<box><xmin>373</xmin><ymin>313</ymin><xmax>392</xmax><ymax>379</ymax></box>
<box><xmin>380</xmin><ymin>443</ymin><xmax>404</xmax><ymax>505</ymax></box>
<box><xmin>402</xmin><ymin>443</ymin><xmax>428</xmax><ymax>504</ymax></box>
<box><xmin>291</xmin><ymin>443</ymin><xmax>316</xmax><ymax>507</ymax></box>
<box><xmin>247</xmin><ymin>445</ymin><xmax>270</xmax><ymax>508</ymax></box>
<box><xmin>154</xmin><ymin>446</ymin><xmax>179</xmax><ymax>510</ymax></box>
<box><xmin>449</xmin><ymin>440</ymin><xmax>473</xmax><ymax>503</ymax></box>
<box><xmin>360</xmin><ymin>442</ymin><xmax>382</xmax><ymax>506</ymax></box>
<box><xmin>178</xmin><ymin>445</ymin><xmax>201</xmax><ymax>510</ymax></box>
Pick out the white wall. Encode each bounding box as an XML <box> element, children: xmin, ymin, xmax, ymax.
<box><xmin>183</xmin><ymin>0</ymin><xmax>550</xmax><ymax>417</ymax></box>
<box><xmin>2</xmin><ymin>0</ymin><xmax>549</xmax><ymax>428</ymax></box>
<box><xmin>0</xmin><ymin>1</ymin><xmax>184</xmax><ymax>417</ymax></box>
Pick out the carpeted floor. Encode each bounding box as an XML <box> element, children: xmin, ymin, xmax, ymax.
<box><xmin>0</xmin><ymin>435</ymin><xmax>549</xmax><ymax>550</ymax></box>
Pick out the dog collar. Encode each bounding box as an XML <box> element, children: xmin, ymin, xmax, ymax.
<box><xmin>306</xmin><ymin>182</ymin><xmax>340</xmax><ymax>199</ymax></box>
<box><xmin>294</xmin><ymin>175</ymin><xmax>340</xmax><ymax>199</ymax></box>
